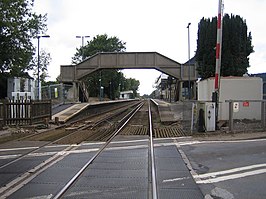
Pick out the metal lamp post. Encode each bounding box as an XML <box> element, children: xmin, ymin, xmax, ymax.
<box><xmin>99</xmin><ymin>78</ymin><xmax>102</xmax><ymax>101</ymax></box>
<box><xmin>37</xmin><ymin>35</ymin><xmax>50</xmax><ymax>100</ymax></box>
<box><xmin>187</xmin><ymin>22</ymin><xmax>191</xmax><ymax>99</ymax></box>
<box><xmin>119</xmin><ymin>83</ymin><xmax>121</xmax><ymax>99</ymax></box>
<box><xmin>76</xmin><ymin>35</ymin><xmax>90</xmax><ymax>47</ymax></box>
<box><xmin>76</xmin><ymin>35</ymin><xmax>90</xmax><ymax>60</ymax></box>
<box><xmin>109</xmin><ymin>81</ymin><xmax>112</xmax><ymax>100</ymax></box>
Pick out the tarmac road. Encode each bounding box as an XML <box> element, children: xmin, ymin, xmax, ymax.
<box><xmin>179</xmin><ymin>134</ymin><xmax>266</xmax><ymax>199</ymax></box>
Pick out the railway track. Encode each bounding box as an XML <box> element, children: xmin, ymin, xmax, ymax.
<box><xmin>0</xmin><ymin>99</ymin><xmax>188</xmax><ymax>198</ymax></box>
<box><xmin>120</xmin><ymin>100</ymin><xmax>185</xmax><ymax>138</ymax></box>
<box><xmin>0</xmin><ymin>101</ymin><xmax>142</xmax><ymax>198</ymax></box>
<box><xmin>0</xmin><ymin>101</ymin><xmax>140</xmax><ymax>168</ymax></box>
<box><xmin>0</xmin><ymin>100</ymin><xmax>140</xmax><ymax>145</ymax></box>
<box><xmin>51</xmin><ymin>100</ymin><xmax>158</xmax><ymax>198</ymax></box>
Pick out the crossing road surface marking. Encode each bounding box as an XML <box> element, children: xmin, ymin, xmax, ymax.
<box><xmin>194</xmin><ymin>163</ymin><xmax>266</xmax><ymax>184</ymax></box>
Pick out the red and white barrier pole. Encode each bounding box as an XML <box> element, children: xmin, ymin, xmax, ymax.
<box><xmin>213</xmin><ymin>0</ymin><xmax>223</xmax><ymax>128</ymax></box>
<box><xmin>215</xmin><ymin>0</ymin><xmax>223</xmax><ymax>91</ymax></box>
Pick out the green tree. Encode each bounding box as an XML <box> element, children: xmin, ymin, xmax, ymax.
<box><xmin>124</xmin><ymin>78</ymin><xmax>140</xmax><ymax>98</ymax></box>
<box><xmin>0</xmin><ymin>0</ymin><xmax>47</xmax><ymax>76</ymax></box>
<box><xmin>84</xmin><ymin>69</ymin><xmax>125</xmax><ymax>99</ymax></box>
<box><xmin>72</xmin><ymin>34</ymin><xmax>126</xmax><ymax>64</ymax></box>
<box><xmin>196</xmin><ymin>14</ymin><xmax>254</xmax><ymax>79</ymax></box>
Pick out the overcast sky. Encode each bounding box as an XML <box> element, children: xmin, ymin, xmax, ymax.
<box><xmin>33</xmin><ymin>0</ymin><xmax>266</xmax><ymax>95</ymax></box>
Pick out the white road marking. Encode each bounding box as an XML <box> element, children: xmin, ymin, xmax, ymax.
<box><xmin>0</xmin><ymin>154</ymin><xmax>21</xmax><ymax>159</ymax></box>
<box><xmin>153</xmin><ymin>139</ymin><xmax>266</xmax><ymax>148</ymax></box>
<box><xmin>196</xmin><ymin>168</ymin><xmax>266</xmax><ymax>184</ymax></box>
<box><xmin>195</xmin><ymin>163</ymin><xmax>266</xmax><ymax>179</ymax></box>
<box><xmin>0</xmin><ymin>146</ymin><xmax>39</xmax><ymax>152</ymax></box>
<box><xmin>163</xmin><ymin>176</ymin><xmax>191</xmax><ymax>183</ymax></box>
<box><xmin>1</xmin><ymin>137</ymin><xmax>264</xmax><ymax>156</ymax></box>
<box><xmin>0</xmin><ymin>144</ymin><xmax>148</xmax><ymax>160</ymax></box>
<box><xmin>111</xmin><ymin>139</ymin><xmax>149</xmax><ymax>144</ymax></box>
<box><xmin>81</xmin><ymin>142</ymin><xmax>106</xmax><ymax>146</ymax></box>
<box><xmin>189</xmin><ymin>138</ymin><xmax>266</xmax><ymax>145</ymax></box>
<box><xmin>171</xmin><ymin>137</ymin><xmax>266</xmax><ymax>185</ymax></box>
<box><xmin>0</xmin><ymin>139</ymin><xmax>147</xmax><ymax>154</ymax></box>
<box><xmin>26</xmin><ymin>194</ymin><xmax>53</xmax><ymax>199</ymax></box>
<box><xmin>154</xmin><ymin>136</ymin><xmax>192</xmax><ymax>141</ymax></box>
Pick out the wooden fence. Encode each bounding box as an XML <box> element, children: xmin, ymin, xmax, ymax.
<box><xmin>0</xmin><ymin>99</ymin><xmax>51</xmax><ymax>127</ymax></box>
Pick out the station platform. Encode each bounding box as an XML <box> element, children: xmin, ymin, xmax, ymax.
<box><xmin>51</xmin><ymin>99</ymin><xmax>138</xmax><ymax>124</ymax></box>
<box><xmin>152</xmin><ymin>99</ymin><xmax>183</xmax><ymax>123</ymax></box>
<box><xmin>52</xmin><ymin>99</ymin><xmax>184</xmax><ymax>124</ymax></box>
<box><xmin>52</xmin><ymin>103</ymin><xmax>89</xmax><ymax>123</ymax></box>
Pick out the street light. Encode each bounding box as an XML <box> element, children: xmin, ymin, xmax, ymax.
<box><xmin>76</xmin><ymin>35</ymin><xmax>90</xmax><ymax>47</ymax></box>
<box><xmin>99</xmin><ymin>78</ymin><xmax>102</xmax><ymax>101</ymax></box>
<box><xmin>99</xmin><ymin>70</ymin><xmax>102</xmax><ymax>101</ymax></box>
<box><xmin>76</xmin><ymin>36</ymin><xmax>90</xmax><ymax>60</ymax></box>
<box><xmin>119</xmin><ymin>83</ymin><xmax>121</xmax><ymax>99</ymax></box>
<box><xmin>187</xmin><ymin>22</ymin><xmax>191</xmax><ymax>99</ymax></box>
<box><xmin>37</xmin><ymin>35</ymin><xmax>50</xmax><ymax>100</ymax></box>
<box><xmin>109</xmin><ymin>81</ymin><xmax>112</xmax><ymax>100</ymax></box>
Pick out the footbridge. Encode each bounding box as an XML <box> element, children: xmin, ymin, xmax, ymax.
<box><xmin>60</xmin><ymin>52</ymin><xmax>197</xmax><ymax>101</ymax></box>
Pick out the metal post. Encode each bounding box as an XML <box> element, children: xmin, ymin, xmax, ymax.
<box><xmin>36</xmin><ymin>35</ymin><xmax>50</xmax><ymax>100</ymax></box>
<box><xmin>73</xmin><ymin>82</ymin><xmax>78</xmax><ymax>102</ymax></box>
<box><xmin>109</xmin><ymin>81</ymin><xmax>112</xmax><ymax>100</ymax></box>
<box><xmin>60</xmin><ymin>83</ymin><xmax>64</xmax><ymax>103</ymax></box>
<box><xmin>37</xmin><ymin>36</ymin><xmax>40</xmax><ymax>100</ymax></box>
<box><xmin>118</xmin><ymin>83</ymin><xmax>121</xmax><ymax>99</ymax></box>
<box><xmin>187</xmin><ymin>23</ymin><xmax>191</xmax><ymax>100</ymax></box>
<box><xmin>229</xmin><ymin>100</ymin><xmax>233</xmax><ymax>132</ymax></box>
<box><xmin>3</xmin><ymin>101</ymin><xmax>6</xmax><ymax>127</ymax></box>
<box><xmin>261</xmin><ymin>101</ymin><xmax>265</xmax><ymax>130</ymax></box>
<box><xmin>99</xmin><ymin>71</ymin><xmax>102</xmax><ymax>101</ymax></box>
<box><xmin>76</xmin><ymin>35</ymin><xmax>90</xmax><ymax>60</ymax></box>
<box><xmin>48</xmin><ymin>85</ymin><xmax>51</xmax><ymax>99</ymax></box>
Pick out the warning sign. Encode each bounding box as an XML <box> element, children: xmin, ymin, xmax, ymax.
<box><xmin>243</xmin><ymin>101</ymin><xmax>249</xmax><ymax>107</ymax></box>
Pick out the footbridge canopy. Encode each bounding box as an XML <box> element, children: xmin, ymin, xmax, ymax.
<box><xmin>60</xmin><ymin>52</ymin><xmax>196</xmax><ymax>82</ymax></box>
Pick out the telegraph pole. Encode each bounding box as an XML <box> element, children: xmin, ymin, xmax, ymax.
<box><xmin>187</xmin><ymin>22</ymin><xmax>191</xmax><ymax>99</ymax></box>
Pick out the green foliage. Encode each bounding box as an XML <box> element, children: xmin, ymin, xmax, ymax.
<box><xmin>0</xmin><ymin>0</ymin><xmax>47</xmax><ymax>76</ymax></box>
<box><xmin>84</xmin><ymin>70</ymin><xmax>140</xmax><ymax>99</ymax></box>
<box><xmin>84</xmin><ymin>70</ymin><xmax>120</xmax><ymax>99</ymax></box>
<box><xmin>72</xmin><ymin>34</ymin><xmax>126</xmax><ymax>64</ymax></box>
<box><xmin>31</xmin><ymin>50</ymin><xmax>52</xmax><ymax>84</ymax></box>
<box><xmin>196</xmin><ymin>14</ymin><xmax>254</xmax><ymax>79</ymax></box>
<box><xmin>123</xmin><ymin>77</ymin><xmax>140</xmax><ymax>98</ymax></box>
<box><xmin>72</xmin><ymin>34</ymin><xmax>139</xmax><ymax>99</ymax></box>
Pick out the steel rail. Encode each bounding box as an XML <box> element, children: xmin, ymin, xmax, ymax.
<box><xmin>148</xmin><ymin>99</ymin><xmax>158</xmax><ymax>199</ymax></box>
<box><xmin>52</xmin><ymin>102</ymin><xmax>144</xmax><ymax>199</ymax></box>
<box><xmin>12</xmin><ymin>100</ymin><xmax>141</xmax><ymax>142</ymax></box>
<box><xmin>0</xmin><ymin>101</ymin><xmax>142</xmax><ymax>170</ymax></box>
<box><xmin>0</xmin><ymin>145</ymin><xmax>79</xmax><ymax>198</ymax></box>
<box><xmin>0</xmin><ymin>102</ymin><xmax>144</xmax><ymax>198</ymax></box>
